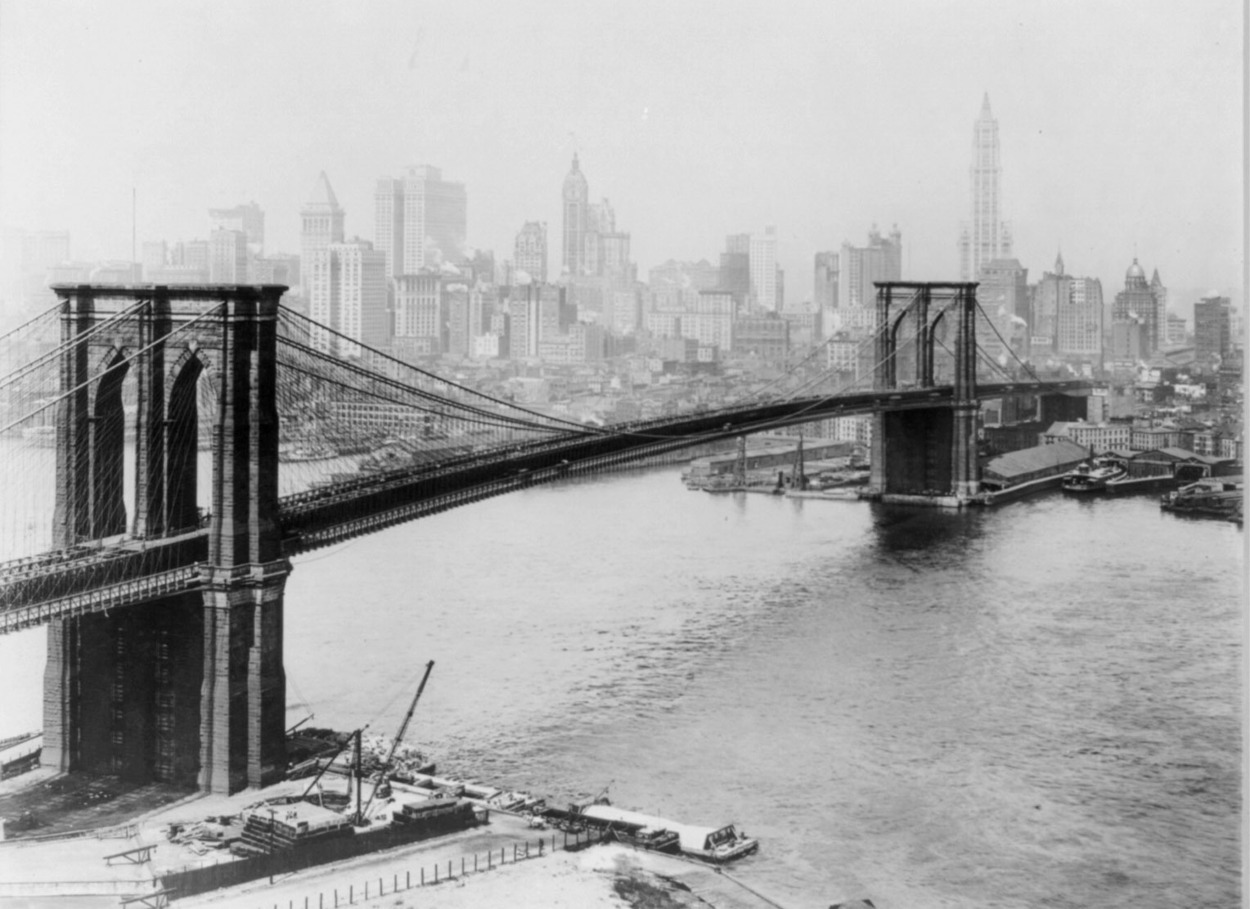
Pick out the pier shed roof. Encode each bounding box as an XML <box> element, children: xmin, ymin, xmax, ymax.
<box><xmin>983</xmin><ymin>439</ymin><xmax>1088</xmax><ymax>480</ymax></box>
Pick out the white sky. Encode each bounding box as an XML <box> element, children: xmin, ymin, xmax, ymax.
<box><xmin>0</xmin><ymin>0</ymin><xmax>1243</xmax><ymax>307</ymax></box>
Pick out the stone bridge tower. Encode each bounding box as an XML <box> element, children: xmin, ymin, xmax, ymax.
<box><xmin>42</xmin><ymin>284</ymin><xmax>288</xmax><ymax>794</ymax></box>
<box><xmin>867</xmin><ymin>282</ymin><xmax>980</xmax><ymax>501</ymax></box>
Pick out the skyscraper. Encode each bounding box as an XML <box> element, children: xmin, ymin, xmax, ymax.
<box><xmin>1150</xmin><ymin>268</ymin><xmax>1168</xmax><ymax>348</ymax></box>
<box><xmin>1113</xmin><ymin>258</ymin><xmax>1165</xmax><ymax>354</ymax></box>
<box><xmin>209</xmin><ymin>229</ymin><xmax>248</xmax><ymax>283</ymax></box>
<box><xmin>749</xmin><ymin>226</ymin><xmax>778</xmax><ymax>311</ymax></box>
<box><xmin>958</xmin><ymin>94</ymin><xmax>1012</xmax><ymax>280</ymax></box>
<box><xmin>1194</xmin><ymin>295</ymin><xmax>1231</xmax><ymax>366</ymax></box>
<box><xmin>813</xmin><ymin>252</ymin><xmax>839</xmax><ymax>310</ymax></box>
<box><xmin>307</xmin><ymin>239</ymin><xmax>388</xmax><ymax>357</ymax></box>
<box><xmin>514</xmin><ymin>221</ymin><xmax>548</xmax><ymax>283</ymax></box>
<box><xmin>976</xmin><ymin>258</ymin><xmax>1029</xmax><ymax>359</ymax></box>
<box><xmin>838</xmin><ymin>226</ymin><xmax>902</xmax><ymax>310</ymax></box>
<box><xmin>719</xmin><ymin>234</ymin><xmax>751</xmax><ymax>309</ymax></box>
<box><xmin>209</xmin><ymin>202</ymin><xmax>264</xmax><ymax>255</ymax></box>
<box><xmin>300</xmin><ymin>172</ymin><xmax>345</xmax><ymax>295</ymax></box>
<box><xmin>375</xmin><ymin>166</ymin><xmax>467</xmax><ymax>279</ymax></box>
<box><xmin>1057</xmin><ymin>276</ymin><xmax>1104</xmax><ymax>358</ymax></box>
<box><xmin>562</xmin><ymin>154</ymin><xmax>589</xmax><ymax>277</ymax></box>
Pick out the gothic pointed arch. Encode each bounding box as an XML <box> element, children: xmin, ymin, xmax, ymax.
<box><xmin>91</xmin><ymin>346</ymin><xmax>130</xmax><ymax>538</ymax></box>
<box><xmin>166</xmin><ymin>346</ymin><xmax>213</xmax><ymax>532</ymax></box>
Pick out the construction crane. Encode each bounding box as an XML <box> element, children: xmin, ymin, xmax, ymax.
<box><xmin>359</xmin><ymin>660</ymin><xmax>435</xmax><ymax>823</ymax></box>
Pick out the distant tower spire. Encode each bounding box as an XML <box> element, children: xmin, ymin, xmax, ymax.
<box><xmin>562</xmin><ymin>154</ymin><xmax>589</xmax><ymax>276</ymax></box>
<box><xmin>1054</xmin><ymin>249</ymin><xmax>1065</xmax><ymax>275</ymax></box>
<box><xmin>959</xmin><ymin>95</ymin><xmax>1008</xmax><ymax>280</ymax></box>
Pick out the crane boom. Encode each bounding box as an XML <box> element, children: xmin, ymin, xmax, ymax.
<box><xmin>361</xmin><ymin>660</ymin><xmax>434</xmax><ymax>821</ymax></box>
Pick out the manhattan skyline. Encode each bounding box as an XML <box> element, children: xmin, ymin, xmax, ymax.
<box><xmin>0</xmin><ymin>0</ymin><xmax>1242</xmax><ymax>305</ymax></box>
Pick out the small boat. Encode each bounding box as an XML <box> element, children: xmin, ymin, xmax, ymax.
<box><xmin>1161</xmin><ymin>478</ymin><xmax>1243</xmax><ymax>520</ymax></box>
<box><xmin>579</xmin><ymin>804</ymin><xmax>758</xmax><ymax>862</ymax></box>
<box><xmin>1061</xmin><ymin>458</ymin><xmax>1125</xmax><ymax>493</ymax></box>
<box><xmin>283</xmin><ymin>445</ymin><xmax>336</xmax><ymax>462</ymax></box>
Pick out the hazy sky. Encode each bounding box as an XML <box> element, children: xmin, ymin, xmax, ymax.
<box><xmin>0</xmin><ymin>0</ymin><xmax>1243</xmax><ymax>307</ymax></box>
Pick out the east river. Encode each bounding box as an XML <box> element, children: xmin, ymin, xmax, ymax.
<box><xmin>0</xmin><ymin>463</ymin><xmax>1243</xmax><ymax>908</ymax></box>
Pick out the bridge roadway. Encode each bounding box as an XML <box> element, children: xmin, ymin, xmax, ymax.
<box><xmin>0</xmin><ymin>379</ymin><xmax>1091</xmax><ymax>632</ymax></box>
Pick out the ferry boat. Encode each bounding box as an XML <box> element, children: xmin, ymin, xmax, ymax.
<box><xmin>1061</xmin><ymin>458</ymin><xmax>1126</xmax><ymax>494</ymax></box>
<box><xmin>579</xmin><ymin>804</ymin><xmax>758</xmax><ymax>862</ymax></box>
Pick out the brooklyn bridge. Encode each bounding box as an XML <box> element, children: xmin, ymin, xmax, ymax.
<box><xmin>0</xmin><ymin>282</ymin><xmax>1094</xmax><ymax>793</ymax></box>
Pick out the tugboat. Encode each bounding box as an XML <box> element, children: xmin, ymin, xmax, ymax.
<box><xmin>1061</xmin><ymin>457</ymin><xmax>1126</xmax><ymax>494</ymax></box>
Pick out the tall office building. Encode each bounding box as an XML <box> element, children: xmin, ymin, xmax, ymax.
<box><xmin>1194</xmin><ymin>295</ymin><xmax>1231</xmax><ymax>366</ymax></box>
<box><xmin>209</xmin><ymin>202</ymin><xmax>264</xmax><ymax>255</ymax></box>
<box><xmin>749</xmin><ymin>226</ymin><xmax>778</xmax><ymax>310</ymax></box>
<box><xmin>814</xmin><ymin>252</ymin><xmax>839</xmax><ymax>309</ymax></box>
<box><xmin>562</xmin><ymin>154</ymin><xmax>589</xmax><ymax>276</ymax></box>
<box><xmin>307</xmin><ymin>240</ymin><xmax>388</xmax><ymax>357</ymax></box>
<box><xmin>1057</xmin><ymin>276</ymin><xmax>1104</xmax><ymax>357</ymax></box>
<box><xmin>838</xmin><ymin>226</ymin><xmax>902</xmax><ymax>310</ymax></box>
<box><xmin>1164</xmin><ymin>312</ymin><xmax>1188</xmax><ymax>348</ymax></box>
<box><xmin>300</xmin><ymin>172</ymin><xmax>345</xmax><ymax>294</ymax></box>
<box><xmin>1113</xmin><ymin>258</ymin><xmax>1165</xmax><ymax>354</ymax></box>
<box><xmin>375</xmin><ymin>166</ymin><xmax>468</xmax><ymax>279</ymax></box>
<box><xmin>977</xmin><ymin>258</ymin><xmax>1029</xmax><ymax>358</ymax></box>
<box><xmin>958</xmin><ymin>94</ymin><xmax>1012</xmax><ymax>280</ymax></box>
<box><xmin>718</xmin><ymin>234</ymin><xmax>752</xmax><ymax>309</ymax></box>
<box><xmin>514</xmin><ymin>221</ymin><xmax>548</xmax><ymax>283</ymax></box>
<box><xmin>209</xmin><ymin>229</ymin><xmax>248</xmax><ymax>283</ymax></box>
<box><xmin>1149</xmin><ymin>268</ymin><xmax>1168</xmax><ymax>346</ymax></box>
<box><xmin>393</xmin><ymin>273</ymin><xmax>444</xmax><ymax>354</ymax></box>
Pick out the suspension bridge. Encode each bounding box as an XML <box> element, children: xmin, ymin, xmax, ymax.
<box><xmin>0</xmin><ymin>281</ymin><xmax>1094</xmax><ymax>793</ymax></box>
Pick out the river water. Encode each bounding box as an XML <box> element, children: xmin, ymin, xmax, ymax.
<box><xmin>0</xmin><ymin>462</ymin><xmax>1243</xmax><ymax>908</ymax></box>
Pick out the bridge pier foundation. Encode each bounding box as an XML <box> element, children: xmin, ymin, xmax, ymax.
<box><xmin>41</xmin><ymin>619</ymin><xmax>77</xmax><ymax>774</ymax></box>
<box><xmin>41</xmin><ymin>595</ymin><xmax>206</xmax><ymax>785</ymax></box>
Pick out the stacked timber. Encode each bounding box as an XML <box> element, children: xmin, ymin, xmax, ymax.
<box><xmin>236</xmin><ymin>804</ymin><xmax>353</xmax><ymax>856</ymax></box>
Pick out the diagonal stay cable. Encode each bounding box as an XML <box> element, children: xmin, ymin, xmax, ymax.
<box><xmin>279</xmin><ymin>307</ymin><xmax>611</xmax><ymax>436</ymax></box>
<box><xmin>278</xmin><ymin>336</ymin><xmax>593</xmax><ymax>435</ymax></box>
<box><xmin>0</xmin><ymin>304</ymin><xmax>225</xmax><ymax>436</ymax></box>
<box><xmin>277</xmin><ymin>356</ymin><xmax>573</xmax><ymax>436</ymax></box>
<box><xmin>0</xmin><ymin>300</ymin><xmax>62</xmax><ymax>346</ymax></box>
<box><xmin>973</xmin><ymin>298</ymin><xmax>1041</xmax><ymax>382</ymax></box>
<box><xmin>0</xmin><ymin>298</ymin><xmax>152</xmax><ymax>391</ymax></box>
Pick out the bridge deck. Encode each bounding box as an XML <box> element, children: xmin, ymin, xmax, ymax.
<box><xmin>0</xmin><ymin>379</ymin><xmax>1094</xmax><ymax>631</ymax></box>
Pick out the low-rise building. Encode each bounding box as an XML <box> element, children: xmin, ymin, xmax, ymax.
<box><xmin>732</xmin><ymin>313</ymin><xmax>790</xmax><ymax>359</ymax></box>
<box><xmin>1040</xmin><ymin>420</ymin><xmax>1130</xmax><ymax>452</ymax></box>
